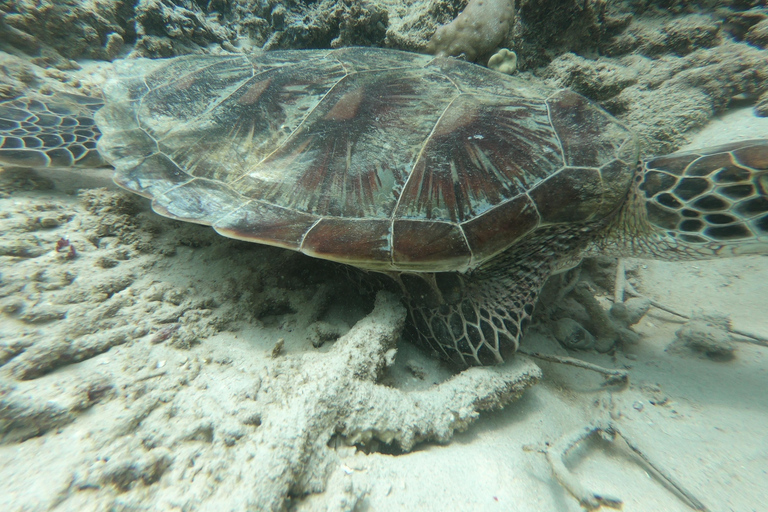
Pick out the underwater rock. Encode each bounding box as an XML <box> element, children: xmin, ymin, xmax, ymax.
<box><xmin>0</xmin><ymin>0</ymin><xmax>131</xmax><ymax>61</ymax></box>
<box><xmin>508</xmin><ymin>0</ymin><xmax>613</xmax><ymax>70</ymax></box>
<box><xmin>554</xmin><ymin>318</ymin><xmax>596</xmax><ymax>350</ymax></box>
<box><xmin>488</xmin><ymin>48</ymin><xmax>518</xmax><ymax>74</ymax></box>
<box><xmin>542</xmin><ymin>52</ymin><xmax>639</xmax><ymax>101</ymax></box>
<box><xmin>610</xmin><ymin>297</ymin><xmax>651</xmax><ymax>327</ymax></box>
<box><xmin>746</xmin><ymin>18</ymin><xmax>768</xmax><ymax>48</ymax></box>
<box><xmin>757</xmin><ymin>90</ymin><xmax>768</xmax><ymax>117</ymax></box>
<box><xmin>605</xmin><ymin>13</ymin><xmax>722</xmax><ymax>57</ymax></box>
<box><xmin>427</xmin><ymin>0</ymin><xmax>515</xmax><ymax>61</ymax></box>
<box><xmin>258</xmin><ymin>0</ymin><xmax>388</xmax><ymax>51</ymax></box>
<box><xmin>133</xmin><ymin>0</ymin><xmax>233</xmax><ymax>57</ymax></box>
<box><xmin>673</xmin><ymin>316</ymin><xmax>736</xmax><ymax>361</ymax></box>
<box><xmin>545</xmin><ymin>41</ymin><xmax>768</xmax><ymax>155</ymax></box>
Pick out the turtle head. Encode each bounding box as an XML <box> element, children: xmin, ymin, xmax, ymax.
<box><xmin>605</xmin><ymin>139</ymin><xmax>768</xmax><ymax>259</ymax></box>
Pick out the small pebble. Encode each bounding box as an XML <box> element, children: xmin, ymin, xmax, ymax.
<box><xmin>39</xmin><ymin>217</ymin><xmax>61</xmax><ymax>228</ymax></box>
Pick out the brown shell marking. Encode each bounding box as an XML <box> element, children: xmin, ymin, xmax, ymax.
<box><xmin>238</xmin><ymin>67</ymin><xmax>454</xmax><ymax>219</ymax></box>
<box><xmin>395</xmin><ymin>93</ymin><xmax>562</xmax><ymax>223</ymax></box>
<box><xmin>99</xmin><ymin>49</ymin><xmax>637</xmax><ymax>272</ymax></box>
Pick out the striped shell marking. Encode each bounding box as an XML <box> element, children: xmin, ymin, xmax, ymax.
<box><xmin>96</xmin><ymin>47</ymin><xmax>637</xmax><ymax>272</ymax></box>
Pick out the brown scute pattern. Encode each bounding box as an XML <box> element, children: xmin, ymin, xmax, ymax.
<box><xmin>145</xmin><ymin>57</ymin><xmax>346</xmax><ymax>186</ymax></box>
<box><xmin>673</xmin><ymin>177</ymin><xmax>710</xmax><ymax>200</ymax></box>
<box><xmin>645</xmin><ymin>202</ymin><xmax>680</xmax><ymax>230</ymax></box>
<box><xmin>301</xmin><ymin>218</ymin><xmax>391</xmax><ymax>267</ymax></box>
<box><xmin>396</xmin><ymin>93</ymin><xmax>561</xmax><ymax>222</ymax></box>
<box><xmin>646</xmin><ymin>153</ymin><xmax>698</xmax><ymax>176</ymax></box>
<box><xmin>714</xmin><ymin>166</ymin><xmax>751</xmax><ymax>184</ymax></box>
<box><xmin>461</xmin><ymin>195</ymin><xmax>540</xmax><ymax>266</ymax></box>
<box><xmin>685</xmin><ymin>152</ymin><xmax>731</xmax><ymax>176</ymax></box>
<box><xmin>692</xmin><ymin>195</ymin><xmax>727</xmax><ymax>211</ymax></box>
<box><xmin>95</xmin><ymin>48</ymin><xmax>635</xmax><ymax>273</ymax></box>
<box><xmin>136</xmin><ymin>54</ymin><xmax>236</xmax><ymax>90</ymax></box>
<box><xmin>719</xmin><ymin>184</ymin><xmax>754</xmax><ymax>199</ymax></box>
<box><xmin>241</xmin><ymin>68</ymin><xmax>453</xmax><ymax>218</ymax></box>
<box><xmin>656</xmin><ymin>192</ymin><xmax>682</xmax><ymax>208</ymax></box>
<box><xmin>139</xmin><ymin>56</ymin><xmax>255</xmax><ymax>130</ymax></box>
<box><xmin>735</xmin><ymin>142</ymin><xmax>768</xmax><ymax>169</ymax></box>
<box><xmin>546</xmin><ymin>89</ymin><xmax>634</xmax><ymax>168</ymax></box>
<box><xmin>213</xmin><ymin>201</ymin><xmax>318</xmax><ymax>250</ymax></box>
<box><xmin>392</xmin><ymin>220</ymin><xmax>471</xmax><ymax>271</ymax></box>
<box><xmin>641</xmin><ymin>139</ymin><xmax>768</xmax><ymax>244</ymax></box>
<box><xmin>0</xmin><ymin>91</ymin><xmax>105</xmax><ymax>169</ymax></box>
<box><xmin>641</xmin><ymin>170</ymin><xmax>677</xmax><ymax>197</ymax></box>
<box><xmin>528</xmin><ymin>167</ymin><xmax>605</xmax><ymax>224</ymax></box>
<box><xmin>247</xmin><ymin>49</ymin><xmax>333</xmax><ymax>69</ymax></box>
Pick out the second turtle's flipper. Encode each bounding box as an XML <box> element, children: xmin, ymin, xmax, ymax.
<box><xmin>0</xmin><ymin>90</ymin><xmax>106</xmax><ymax>169</ymax></box>
<box><xmin>647</xmin><ymin>139</ymin><xmax>768</xmax><ymax>256</ymax></box>
<box><xmin>617</xmin><ymin>139</ymin><xmax>768</xmax><ymax>259</ymax></box>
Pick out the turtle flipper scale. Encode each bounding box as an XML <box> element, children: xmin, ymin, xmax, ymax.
<box><xmin>0</xmin><ymin>90</ymin><xmax>105</xmax><ymax>169</ymax></box>
<box><xmin>401</xmin><ymin>252</ymin><xmax>553</xmax><ymax>367</ymax></box>
<box><xmin>640</xmin><ymin>139</ymin><xmax>768</xmax><ymax>257</ymax></box>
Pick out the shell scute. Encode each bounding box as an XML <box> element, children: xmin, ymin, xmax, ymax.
<box><xmin>213</xmin><ymin>201</ymin><xmax>318</xmax><ymax>250</ymax></box>
<box><xmin>546</xmin><ymin>89</ymin><xmax>633</xmax><ymax>168</ymax></box>
<box><xmin>733</xmin><ymin>140</ymin><xmax>768</xmax><ymax>169</ymax></box>
<box><xmin>301</xmin><ymin>218</ymin><xmax>392</xmax><ymax>267</ymax></box>
<box><xmin>395</xmin><ymin>92</ymin><xmax>562</xmax><ymax>223</ymax></box>
<box><xmin>151</xmin><ymin>57</ymin><xmax>346</xmax><ymax>183</ymax></box>
<box><xmin>139</xmin><ymin>55</ymin><xmax>254</xmax><ymax>128</ymax></box>
<box><xmin>430</xmin><ymin>56</ymin><xmax>540</xmax><ymax>99</ymax></box>
<box><xmin>392</xmin><ymin>220</ymin><xmax>471</xmax><ymax>271</ymax></box>
<box><xmin>142</xmin><ymin>54</ymin><xmax>243</xmax><ymax>90</ymax></box>
<box><xmin>113</xmin><ymin>152</ymin><xmax>189</xmax><ymax>199</ymax></box>
<box><xmin>331</xmin><ymin>46</ymin><xmax>434</xmax><ymax>72</ymax></box>
<box><xmin>599</xmin><ymin>159</ymin><xmax>635</xmax><ymax>217</ymax></box>
<box><xmin>460</xmin><ymin>195</ymin><xmax>540</xmax><ymax>265</ymax></box>
<box><xmin>152</xmin><ymin>179</ymin><xmax>241</xmax><ymax>225</ymax></box>
<box><xmin>246</xmin><ymin>49</ymin><xmax>332</xmax><ymax>68</ymax></box>
<box><xmin>238</xmin><ymin>67</ymin><xmax>455</xmax><ymax>219</ymax></box>
<box><xmin>529</xmin><ymin>167</ymin><xmax>605</xmax><ymax>224</ymax></box>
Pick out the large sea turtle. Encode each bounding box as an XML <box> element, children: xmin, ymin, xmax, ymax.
<box><xmin>1</xmin><ymin>47</ymin><xmax>767</xmax><ymax>367</ymax></box>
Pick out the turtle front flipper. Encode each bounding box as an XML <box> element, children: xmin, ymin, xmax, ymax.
<box><xmin>0</xmin><ymin>90</ymin><xmax>106</xmax><ymax>169</ymax></box>
<box><xmin>619</xmin><ymin>139</ymin><xmax>768</xmax><ymax>259</ymax></box>
<box><xmin>400</xmin><ymin>251</ymin><xmax>553</xmax><ymax>367</ymax></box>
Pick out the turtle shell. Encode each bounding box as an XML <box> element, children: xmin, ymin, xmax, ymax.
<box><xmin>96</xmin><ymin>47</ymin><xmax>638</xmax><ymax>272</ymax></box>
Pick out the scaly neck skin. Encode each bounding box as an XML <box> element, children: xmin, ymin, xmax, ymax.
<box><xmin>584</xmin><ymin>179</ymin><xmax>687</xmax><ymax>261</ymax></box>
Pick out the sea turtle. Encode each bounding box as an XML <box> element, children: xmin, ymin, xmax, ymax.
<box><xmin>1</xmin><ymin>47</ymin><xmax>767</xmax><ymax>367</ymax></box>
